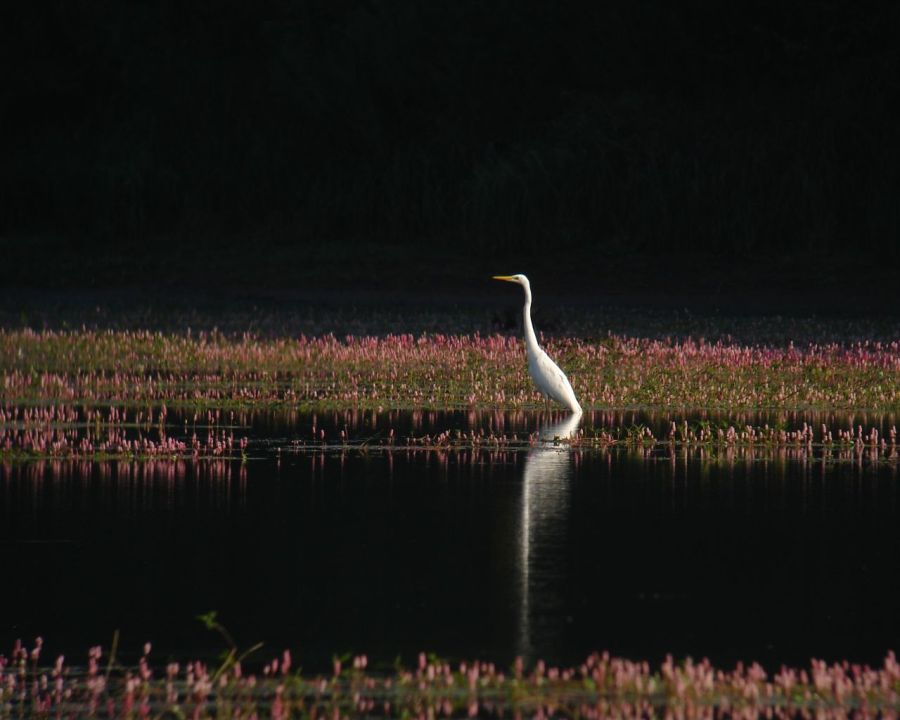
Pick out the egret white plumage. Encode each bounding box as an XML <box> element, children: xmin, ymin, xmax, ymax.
<box><xmin>493</xmin><ymin>274</ymin><xmax>582</xmax><ymax>414</ymax></box>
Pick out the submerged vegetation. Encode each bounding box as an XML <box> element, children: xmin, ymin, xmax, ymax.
<box><xmin>1</xmin><ymin>636</ymin><xmax>899</xmax><ymax>719</ymax></box>
<box><xmin>2</xmin><ymin>329</ymin><xmax>899</xmax><ymax>413</ymax></box>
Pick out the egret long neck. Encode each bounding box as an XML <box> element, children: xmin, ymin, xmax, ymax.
<box><xmin>522</xmin><ymin>285</ymin><xmax>540</xmax><ymax>357</ymax></box>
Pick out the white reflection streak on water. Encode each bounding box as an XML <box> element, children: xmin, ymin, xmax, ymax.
<box><xmin>517</xmin><ymin>412</ymin><xmax>581</xmax><ymax>662</ymax></box>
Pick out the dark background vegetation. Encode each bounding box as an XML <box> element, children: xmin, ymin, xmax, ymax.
<box><xmin>1</xmin><ymin>1</ymin><xmax>898</xmax><ymax>303</ymax></box>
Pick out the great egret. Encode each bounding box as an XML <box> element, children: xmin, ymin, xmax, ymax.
<box><xmin>493</xmin><ymin>274</ymin><xmax>583</xmax><ymax>414</ymax></box>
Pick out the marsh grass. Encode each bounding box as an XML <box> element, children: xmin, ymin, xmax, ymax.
<box><xmin>2</xmin><ymin>326</ymin><xmax>897</xmax><ymax>462</ymax></box>
<box><xmin>1</xmin><ymin>401</ymin><xmax>897</xmax><ymax>465</ymax></box>
<box><xmin>1</xmin><ymin>634</ymin><xmax>898</xmax><ymax>719</ymax></box>
<box><xmin>2</xmin><ymin>329</ymin><xmax>898</xmax><ymax>414</ymax></box>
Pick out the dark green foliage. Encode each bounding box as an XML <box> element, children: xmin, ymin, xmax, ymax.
<box><xmin>2</xmin><ymin>1</ymin><xmax>898</xmax><ymax>264</ymax></box>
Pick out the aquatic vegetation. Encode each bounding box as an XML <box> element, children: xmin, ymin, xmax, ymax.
<box><xmin>0</xmin><ymin>404</ymin><xmax>246</xmax><ymax>461</ymax></box>
<box><xmin>1</xmin><ymin>402</ymin><xmax>897</xmax><ymax>462</ymax></box>
<box><xmin>2</xmin><ymin>329</ymin><xmax>899</xmax><ymax>412</ymax></box>
<box><xmin>1</xmin><ymin>637</ymin><xmax>898</xmax><ymax>718</ymax></box>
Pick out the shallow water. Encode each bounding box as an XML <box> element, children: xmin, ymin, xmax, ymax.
<box><xmin>1</xmin><ymin>409</ymin><xmax>898</xmax><ymax>670</ymax></box>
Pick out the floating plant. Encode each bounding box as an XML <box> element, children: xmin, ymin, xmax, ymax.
<box><xmin>1</xmin><ymin>402</ymin><xmax>897</xmax><ymax>463</ymax></box>
<box><xmin>0</xmin><ymin>404</ymin><xmax>247</xmax><ymax>461</ymax></box>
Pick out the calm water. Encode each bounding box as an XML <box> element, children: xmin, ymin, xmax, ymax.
<box><xmin>1</xmin><ymin>409</ymin><xmax>898</xmax><ymax>670</ymax></box>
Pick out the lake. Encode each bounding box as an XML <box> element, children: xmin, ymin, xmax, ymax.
<box><xmin>1</xmin><ymin>408</ymin><xmax>898</xmax><ymax>671</ymax></box>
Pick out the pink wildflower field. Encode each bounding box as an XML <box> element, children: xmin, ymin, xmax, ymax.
<box><xmin>2</xmin><ymin>329</ymin><xmax>898</xmax><ymax>411</ymax></box>
<box><xmin>2</xmin><ymin>329</ymin><xmax>898</xmax><ymax>461</ymax></box>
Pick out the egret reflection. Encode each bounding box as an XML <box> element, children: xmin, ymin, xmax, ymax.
<box><xmin>517</xmin><ymin>412</ymin><xmax>581</xmax><ymax>661</ymax></box>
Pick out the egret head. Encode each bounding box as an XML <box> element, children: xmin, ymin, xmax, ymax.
<box><xmin>492</xmin><ymin>274</ymin><xmax>530</xmax><ymax>289</ymax></box>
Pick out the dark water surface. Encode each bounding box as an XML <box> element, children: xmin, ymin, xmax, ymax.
<box><xmin>1</xmin><ymin>409</ymin><xmax>898</xmax><ymax>670</ymax></box>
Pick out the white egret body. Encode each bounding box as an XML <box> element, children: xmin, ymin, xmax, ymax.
<box><xmin>493</xmin><ymin>274</ymin><xmax>582</xmax><ymax>414</ymax></box>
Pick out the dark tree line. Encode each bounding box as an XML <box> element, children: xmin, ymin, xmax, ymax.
<box><xmin>2</xmin><ymin>1</ymin><xmax>898</xmax><ymax>269</ymax></box>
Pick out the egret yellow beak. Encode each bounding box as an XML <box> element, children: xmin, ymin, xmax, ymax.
<box><xmin>492</xmin><ymin>275</ymin><xmax>517</xmax><ymax>282</ymax></box>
